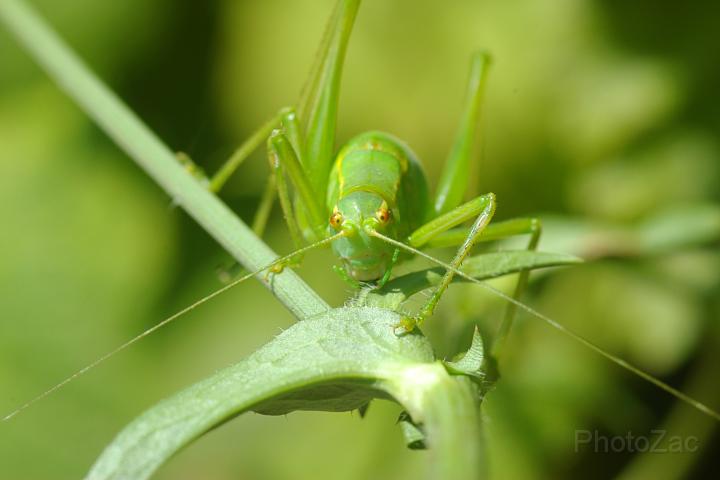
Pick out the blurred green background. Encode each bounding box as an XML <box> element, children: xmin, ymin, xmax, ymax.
<box><xmin>1</xmin><ymin>0</ymin><xmax>719</xmax><ymax>478</ymax></box>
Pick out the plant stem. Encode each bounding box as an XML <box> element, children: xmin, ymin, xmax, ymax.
<box><xmin>387</xmin><ymin>363</ymin><xmax>484</xmax><ymax>480</ymax></box>
<box><xmin>0</xmin><ymin>0</ymin><xmax>328</xmax><ymax>320</ymax></box>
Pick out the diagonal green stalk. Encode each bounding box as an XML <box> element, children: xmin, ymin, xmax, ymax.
<box><xmin>0</xmin><ymin>0</ymin><xmax>327</xmax><ymax>320</ymax></box>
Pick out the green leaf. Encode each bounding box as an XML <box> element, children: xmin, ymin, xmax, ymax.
<box><xmin>537</xmin><ymin>204</ymin><xmax>720</xmax><ymax>260</ymax></box>
<box><xmin>393</xmin><ymin>328</ymin><xmax>492</xmax><ymax>452</ymax></box>
<box><xmin>361</xmin><ymin>250</ymin><xmax>582</xmax><ymax>308</ymax></box>
<box><xmin>397</xmin><ymin>411</ymin><xmax>427</xmax><ymax>450</ymax></box>
<box><xmin>87</xmin><ymin>307</ymin><xmax>481</xmax><ymax>480</ymax></box>
<box><xmin>638</xmin><ymin>204</ymin><xmax>720</xmax><ymax>254</ymax></box>
<box><xmin>444</xmin><ymin>327</ymin><xmax>485</xmax><ymax>379</ymax></box>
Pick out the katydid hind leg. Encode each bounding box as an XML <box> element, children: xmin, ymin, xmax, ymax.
<box><xmin>296</xmin><ymin>0</ymin><xmax>360</xmax><ymax>200</ymax></box>
<box><xmin>217</xmin><ymin>107</ymin><xmax>311</xmax><ymax>282</ymax></box>
<box><xmin>434</xmin><ymin>51</ymin><xmax>491</xmax><ymax>216</ymax></box>
<box><xmin>492</xmin><ymin>218</ymin><xmax>541</xmax><ymax>356</ymax></box>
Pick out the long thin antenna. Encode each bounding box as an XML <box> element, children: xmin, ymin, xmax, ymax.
<box><xmin>369</xmin><ymin>230</ymin><xmax>720</xmax><ymax>422</ymax></box>
<box><xmin>2</xmin><ymin>232</ymin><xmax>345</xmax><ymax>422</ymax></box>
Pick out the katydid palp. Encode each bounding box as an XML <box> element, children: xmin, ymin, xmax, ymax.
<box><xmin>3</xmin><ymin>0</ymin><xmax>719</xmax><ymax>426</ymax></box>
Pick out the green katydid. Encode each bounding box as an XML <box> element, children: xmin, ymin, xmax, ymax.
<box><xmin>201</xmin><ymin>0</ymin><xmax>539</xmax><ymax>335</ymax></box>
<box><xmin>3</xmin><ymin>0</ymin><xmax>719</xmax><ymax>425</ymax></box>
<box><xmin>177</xmin><ymin>0</ymin><xmax>720</xmax><ymax>422</ymax></box>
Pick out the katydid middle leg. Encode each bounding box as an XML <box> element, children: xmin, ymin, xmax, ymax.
<box><xmin>191</xmin><ymin>109</ymin><xmax>289</xmax><ymax>281</ymax></box>
<box><xmin>397</xmin><ymin>193</ymin><xmax>497</xmax><ymax>331</ymax></box>
<box><xmin>414</xmin><ymin>216</ymin><xmax>543</xmax><ymax>354</ymax></box>
<box><xmin>175</xmin><ymin>108</ymin><xmax>288</xmax><ymax>240</ymax></box>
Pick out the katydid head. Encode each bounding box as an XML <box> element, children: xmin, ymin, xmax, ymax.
<box><xmin>328</xmin><ymin>191</ymin><xmax>397</xmax><ymax>281</ymax></box>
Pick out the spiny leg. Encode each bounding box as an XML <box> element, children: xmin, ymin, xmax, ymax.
<box><xmin>217</xmin><ymin>176</ymin><xmax>277</xmax><ymax>282</ymax></box>
<box><xmin>297</xmin><ymin>0</ymin><xmax>360</xmax><ymax>199</ymax></box>
<box><xmin>377</xmin><ymin>248</ymin><xmax>401</xmax><ymax>289</ymax></box>
<box><xmin>400</xmin><ymin>193</ymin><xmax>497</xmax><ymax>331</ymax></box>
<box><xmin>333</xmin><ymin>265</ymin><xmax>361</xmax><ymax>288</ymax></box>
<box><xmin>216</xmin><ymin>0</ymin><xmax>360</xmax><ymax>278</ymax></box>
<box><xmin>267</xmin><ymin>133</ymin><xmax>306</xmax><ymax>268</ymax></box>
<box><xmin>266</xmin><ymin>121</ymin><xmax>328</xmax><ymax>274</ymax></box>
<box><xmin>214</xmin><ymin>108</ymin><xmax>301</xmax><ymax>244</ymax></box>
<box><xmin>176</xmin><ymin>107</ymin><xmax>290</xmax><ymax>240</ymax></box>
<box><xmin>216</xmin><ymin>0</ymin><xmax>359</xmax><ymax>244</ymax></box>
<box><xmin>425</xmin><ymin>48</ymin><xmax>541</xmax><ymax>353</ymax></box>
<box><xmin>416</xmin><ymin>217</ymin><xmax>543</xmax><ymax>355</ymax></box>
<box><xmin>267</xmin><ymin>124</ymin><xmax>326</xmax><ymax>240</ymax></box>
<box><xmin>214</xmin><ymin>107</ymin><xmax>319</xmax><ymax>281</ymax></box>
<box><xmin>201</xmin><ymin>108</ymin><xmax>289</xmax><ymax>281</ymax></box>
<box><xmin>434</xmin><ymin>51</ymin><xmax>491</xmax><ymax>215</ymax></box>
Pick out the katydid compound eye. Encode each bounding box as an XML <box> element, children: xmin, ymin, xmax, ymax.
<box><xmin>375</xmin><ymin>206</ymin><xmax>391</xmax><ymax>224</ymax></box>
<box><xmin>329</xmin><ymin>209</ymin><xmax>344</xmax><ymax>229</ymax></box>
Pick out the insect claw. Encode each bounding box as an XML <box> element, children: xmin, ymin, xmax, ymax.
<box><xmin>264</xmin><ymin>253</ymin><xmax>305</xmax><ymax>281</ymax></box>
<box><xmin>392</xmin><ymin>316</ymin><xmax>419</xmax><ymax>336</ymax></box>
<box><xmin>175</xmin><ymin>151</ymin><xmax>209</xmax><ymax>187</ymax></box>
<box><xmin>264</xmin><ymin>263</ymin><xmax>285</xmax><ymax>281</ymax></box>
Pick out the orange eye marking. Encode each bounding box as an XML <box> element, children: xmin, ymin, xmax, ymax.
<box><xmin>329</xmin><ymin>208</ymin><xmax>344</xmax><ymax>229</ymax></box>
<box><xmin>375</xmin><ymin>203</ymin><xmax>391</xmax><ymax>224</ymax></box>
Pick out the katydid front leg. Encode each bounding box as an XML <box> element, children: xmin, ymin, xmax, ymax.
<box><xmin>265</xmin><ymin>119</ymin><xmax>328</xmax><ymax>274</ymax></box>
<box><xmin>174</xmin><ymin>108</ymin><xmax>289</xmax><ymax>239</ymax></box>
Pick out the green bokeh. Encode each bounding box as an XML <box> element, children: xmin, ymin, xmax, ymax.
<box><xmin>1</xmin><ymin>0</ymin><xmax>718</xmax><ymax>478</ymax></box>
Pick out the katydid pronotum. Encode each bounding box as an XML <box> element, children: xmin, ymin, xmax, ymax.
<box><xmin>3</xmin><ymin>0</ymin><xmax>719</xmax><ymax>427</ymax></box>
